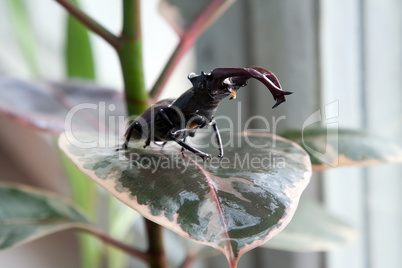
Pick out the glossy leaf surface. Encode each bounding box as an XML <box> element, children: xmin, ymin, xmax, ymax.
<box><xmin>0</xmin><ymin>184</ymin><xmax>89</xmax><ymax>250</ymax></box>
<box><xmin>59</xmin><ymin>132</ymin><xmax>311</xmax><ymax>266</ymax></box>
<box><xmin>263</xmin><ymin>197</ymin><xmax>357</xmax><ymax>252</ymax></box>
<box><xmin>0</xmin><ymin>77</ymin><xmax>125</xmax><ymax>134</ymax></box>
<box><xmin>165</xmin><ymin>197</ymin><xmax>357</xmax><ymax>258</ymax></box>
<box><xmin>280</xmin><ymin>128</ymin><xmax>402</xmax><ymax>170</ymax></box>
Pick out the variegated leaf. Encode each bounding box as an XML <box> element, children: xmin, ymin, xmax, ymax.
<box><xmin>263</xmin><ymin>197</ymin><xmax>357</xmax><ymax>252</ymax></box>
<box><xmin>0</xmin><ymin>183</ymin><xmax>90</xmax><ymax>250</ymax></box>
<box><xmin>280</xmin><ymin>128</ymin><xmax>402</xmax><ymax>170</ymax></box>
<box><xmin>59</xmin><ymin>131</ymin><xmax>311</xmax><ymax>267</ymax></box>
<box><xmin>0</xmin><ymin>77</ymin><xmax>125</xmax><ymax>134</ymax></box>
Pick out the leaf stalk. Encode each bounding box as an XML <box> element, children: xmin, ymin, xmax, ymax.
<box><xmin>78</xmin><ymin>226</ymin><xmax>150</xmax><ymax>263</ymax></box>
<box><xmin>54</xmin><ymin>0</ymin><xmax>120</xmax><ymax>49</ymax></box>
<box><xmin>145</xmin><ymin>219</ymin><xmax>168</xmax><ymax>268</ymax></box>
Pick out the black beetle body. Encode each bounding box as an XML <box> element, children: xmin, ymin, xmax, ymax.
<box><xmin>118</xmin><ymin>67</ymin><xmax>292</xmax><ymax>161</ymax></box>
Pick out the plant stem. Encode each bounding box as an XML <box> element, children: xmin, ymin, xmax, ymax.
<box><xmin>57</xmin><ymin>1</ymin><xmax>166</xmax><ymax>267</ymax></box>
<box><xmin>119</xmin><ymin>2</ymin><xmax>166</xmax><ymax>267</ymax></box>
<box><xmin>78</xmin><ymin>226</ymin><xmax>150</xmax><ymax>263</ymax></box>
<box><xmin>145</xmin><ymin>219</ymin><xmax>167</xmax><ymax>268</ymax></box>
<box><xmin>121</xmin><ymin>0</ymin><xmax>141</xmax><ymax>41</ymax></box>
<box><xmin>118</xmin><ymin>0</ymin><xmax>149</xmax><ymax>116</ymax></box>
<box><xmin>117</xmin><ymin>42</ymin><xmax>148</xmax><ymax>116</ymax></box>
<box><xmin>54</xmin><ymin>0</ymin><xmax>120</xmax><ymax>49</ymax></box>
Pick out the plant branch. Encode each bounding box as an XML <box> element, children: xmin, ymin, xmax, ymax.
<box><xmin>118</xmin><ymin>0</ymin><xmax>148</xmax><ymax>116</ymax></box>
<box><xmin>78</xmin><ymin>226</ymin><xmax>150</xmax><ymax>263</ymax></box>
<box><xmin>145</xmin><ymin>219</ymin><xmax>167</xmax><ymax>268</ymax></box>
<box><xmin>54</xmin><ymin>0</ymin><xmax>120</xmax><ymax>49</ymax></box>
<box><xmin>149</xmin><ymin>40</ymin><xmax>188</xmax><ymax>101</ymax></box>
<box><xmin>149</xmin><ymin>0</ymin><xmax>234</xmax><ymax>100</ymax></box>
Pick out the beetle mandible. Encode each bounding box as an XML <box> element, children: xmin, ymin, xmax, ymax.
<box><xmin>117</xmin><ymin>67</ymin><xmax>292</xmax><ymax>161</ymax></box>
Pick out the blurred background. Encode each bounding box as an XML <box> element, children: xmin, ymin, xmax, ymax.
<box><xmin>0</xmin><ymin>0</ymin><xmax>401</xmax><ymax>268</ymax></box>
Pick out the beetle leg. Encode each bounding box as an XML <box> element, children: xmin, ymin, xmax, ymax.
<box><xmin>116</xmin><ymin>144</ymin><xmax>127</xmax><ymax>152</ymax></box>
<box><xmin>169</xmin><ymin>132</ymin><xmax>211</xmax><ymax>161</ymax></box>
<box><xmin>116</xmin><ymin>122</ymin><xmax>136</xmax><ymax>151</ymax></box>
<box><xmin>181</xmin><ymin>138</ymin><xmax>186</xmax><ymax>157</ymax></box>
<box><xmin>143</xmin><ymin>121</ymin><xmax>152</xmax><ymax>148</ymax></box>
<box><xmin>144</xmin><ymin>135</ymin><xmax>151</xmax><ymax>148</ymax></box>
<box><xmin>171</xmin><ymin>128</ymin><xmax>197</xmax><ymax>137</ymax></box>
<box><xmin>211</xmin><ymin>120</ymin><xmax>223</xmax><ymax>159</ymax></box>
<box><xmin>143</xmin><ymin>108</ymin><xmax>172</xmax><ymax>148</ymax></box>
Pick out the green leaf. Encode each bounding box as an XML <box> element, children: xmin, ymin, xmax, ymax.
<box><xmin>0</xmin><ymin>76</ymin><xmax>123</xmax><ymax>266</ymax></box>
<box><xmin>59</xmin><ymin>132</ymin><xmax>311</xmax><ymax>266</ymax></box>
<box><xmin>263</xmin><ymin>197</ymin><xmax>357</xmax><ymax>252</ymax></box>
<box><xmin>0</xmin><ymin>183</ymin><xmax>90</xmax><ymax>250</ymax></box>
<box><xmin>64</xmin><ymin>4</ymin><xmax>102</xmax><ymax>266</ymax></box>
<box><xmin>279</xmin><ymin>128</ymin><xmax>402</xmax><ymax>170</ymax></box>
<box><xmin>64</xmin><ymin>5</ymin><xmax>98</xmax><ymax>263</ymax></box>
<box><xmin>65</xmin><ymin>0</ymin><xmax>95</xmax><ymax>80</ymax></box>
<box><xmin>6</xmin><ymin>0</ymin><xmax>39</xmax><ymax>77</ymax></box>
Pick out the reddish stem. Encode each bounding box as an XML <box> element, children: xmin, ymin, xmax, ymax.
<box><xmin>54</xmin><ymin>0</ymin><xmax>120</xmax><ymax>49</ymax></box>
<box><xmin>149</xmin><ymin>0</ymin><xmax>234</xmax><ymax>100</ymax></box>
<box><xmin>180</xmin><ymin>255</ymin><xmax>196</xmax><ymax>268</ymax></box>
<box><xmin>145</xmin><ymin>219</ymin><xmax>168</xmax><ymax>268</ymax></box>
<box><xmin>77</xmin><ymin>226</ymin><xmax>150</xmax><ymax>263</ymax></box>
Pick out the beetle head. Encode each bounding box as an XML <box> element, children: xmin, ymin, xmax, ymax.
<box><xmin>187</xmin><ymin>71</ymin><xmax>241</xmax><ymax>101</ymax></box>
<box><xmin>188</xmin><ymin>67</ymin><xmax>293</xmax><ymax>108</ymax></box>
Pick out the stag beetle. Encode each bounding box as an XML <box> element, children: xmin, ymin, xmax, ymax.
<box><xmin>118</xmin><ymin>67</ymin><xmax>292</xmax><ymax>161</ymax></box>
